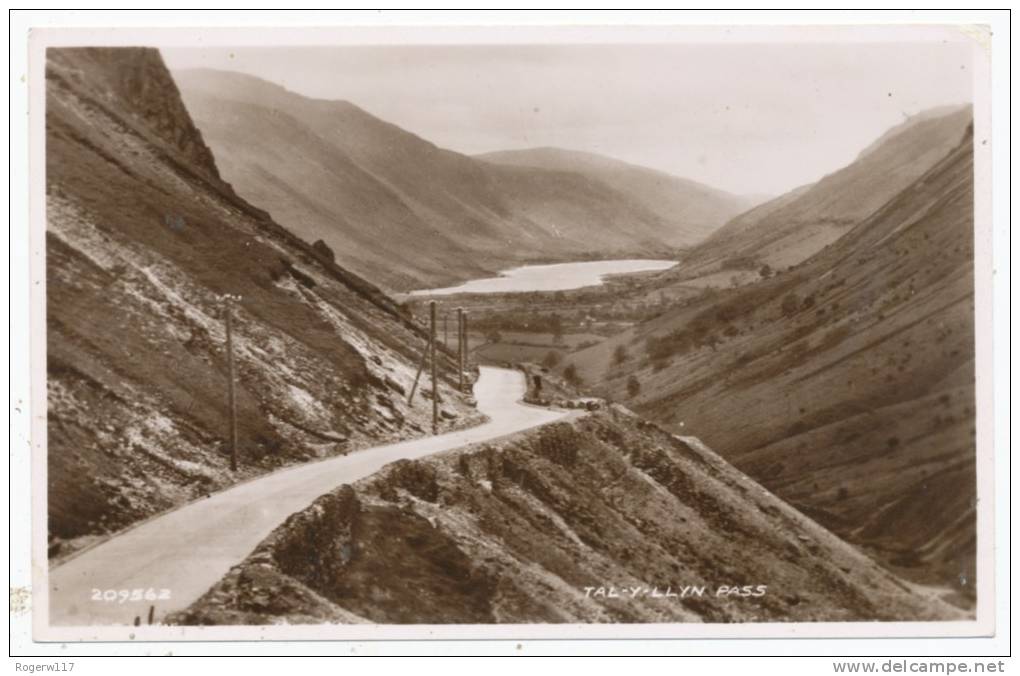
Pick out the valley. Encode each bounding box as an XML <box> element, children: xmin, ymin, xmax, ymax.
<box><xmin>41</xmin><ymin>45</ymin><xmax>979</xmax><ymax>629</ymax></box>
<box><xmin>171</xmin><ymin>69</ymin><xmax>750</xmax><ymax>293</ymax></box>
<box><xmin>406</xmin><ymin>108</ymin><xmax>978</xmax><ymax>607</ymax></box>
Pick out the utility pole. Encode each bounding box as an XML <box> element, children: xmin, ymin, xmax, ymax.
<box><xmin>430</xmin><ymin>300</ymin><xmax>438</xmax><ymax>434</ymax></box>
<box><xmin>457</xmin><ymin>307</ymin><xmax>465</xmax><ymax>392</ymax></box>
<box><xmin>223</xmin><ymin>294</ymin><xmax>240</xmax><ymax>472</ymax></box>
<box><xmin>462</xmin><ymin>310</ymin><xmax>469</xmax><ymax>392</ymax></box>
<box><xmin>407</xmin><ymin>334</ymin><xmax>430</xmax><ymax>406</ymax></box>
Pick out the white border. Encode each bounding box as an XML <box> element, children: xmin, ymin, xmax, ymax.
<box><xmin>9</xmin><ymin>10</ymin><xmax>1010</xmax><ymax>656</ymax></box>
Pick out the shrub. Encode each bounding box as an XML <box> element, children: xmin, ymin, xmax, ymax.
<box><xmin>311</xmin><ymin>239</ymin><xmax>335</xmax><ymax>263</ymax></box>
<box><xmin>781</xmin><ymin>292</ymin><xmax>800</xmax><ymax>317</ymax></box>
<box><xmin>626</xmin><ymin>375</ymin><xmax>641</xmax><ymax>397</ymax></box>
<box><xmin>721</xmin><ymin>256</ymin><xmax>760</xmax><ymax>271</ymax></box>
<box><xmin>550</xmin><ymin>314</ymin><xmax>564</xmax><ymax>343</ymax></box>
<box><xmin>541</xmin><ymin>351</ymin><xmax>561</xmax><ymax>369</ymax></box>
<box><xmin>613</xmin><ymin>345</ymin><xmax>628</xmax><ymax>365</ymax></box>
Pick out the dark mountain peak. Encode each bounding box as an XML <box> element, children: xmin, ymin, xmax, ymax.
<box><xmin>48</xmin><ymin>48</ymin><xmax>223</xmax><ymax>183</ymax></box>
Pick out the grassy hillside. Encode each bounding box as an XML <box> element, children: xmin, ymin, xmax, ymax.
<box><xmin>172</xmin><ymin>69</ymin><xmax>732</xmax><ymax>292</ymax></box>
<box><xmin>46</xmin><ymin>48</ymin><xmax>481</xmax><ymax>560</ymax></box>
<box><xmin>171</xmin><ymin>410</ymin><xmax>963</xmax><ymax>624</ymax></box>
<box><xmin>478</xmin><ymin>147</ymin><xmax>754</xmax><ymax>247</ymax></box>
<box><xmin>577</xmin><ymin>126</ymin><xmax>976</xmax><ymax>601</ymax></box>
<box><xmin>656</xmin><ymin>106</ymin><xmax>973</xmax><ymax>287</ymax></box>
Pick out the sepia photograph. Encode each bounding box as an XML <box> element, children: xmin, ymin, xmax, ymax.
<box><xmin>14</xmin><ymin>15</ymin><xmax>1003</xmax><ymax>651</ymax></box>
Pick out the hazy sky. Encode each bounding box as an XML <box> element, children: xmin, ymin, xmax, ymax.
<box><xmin>163</xmin><ymin>42</ymin><xmax>973</xmax><ymax>196</ymax></box>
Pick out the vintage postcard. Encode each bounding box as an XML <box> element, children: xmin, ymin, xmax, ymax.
<box><xmin>25</xmin><ymin>21</ymin><xmax>996</xmax><ymax>644</ymax></box>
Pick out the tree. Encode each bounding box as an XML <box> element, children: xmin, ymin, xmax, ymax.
<box><xmin>541</xmin><ymin>350</ymin><xmax>562</xmax><ymax>369</ymax></box>
<box><xmin>781</xmin><ymin>292</ymin><xmax>800</xmax><ymax>317</ymax></box>
<box><xmin>563</xmin><ymin>362</ymin><xmax>580</xmax><ymax>386</ymax></box>
<box><xmin>613</xmin><ymin>344</ymin><xmax>628</xmax><ymax>366</ymax></box>
<box><xmin>759</xmin><ymin>263</ymin><xmax>773</xmax><ymax>279</ymax></box>
<box><xmin>550</xmin><ymin>313</ymin><xmax>564</xmax><ymax>344</ymax></box>
<box><xmin>626</xmin><ymin>375</ymin><xmax>641</xmax><ymax>397</ymax></box>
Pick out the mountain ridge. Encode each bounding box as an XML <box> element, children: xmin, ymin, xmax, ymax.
<box><xmin>667</xmin><ymin>105</ymin><xmax>974</xmax><ymax>282</ymax></box>
<box><xmin>478</xmin><ymin>146</ymin><xmax>755</xmax><ymax>246</ymax></box>
<box><xmin>46</xmin><ymin>47</ymin><xmax>482</xmax><ymax>560</ymax></box>
<box><xmin>575</xmin><ymin>122</ymin><xmax>977</xmax><ymax>599</ymax></box>
<box><xmin>172</xmin><ymin>68</ymin><xmax>747</xmax><ymax>290</ymax></box>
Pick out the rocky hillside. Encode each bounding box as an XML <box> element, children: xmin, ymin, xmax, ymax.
<box><xmin>171</xmin><ymin>69</ymin><xmax>735</xmax><ymax>292</ymax></box>
<box><xmin>46</xmin><ymin>48</ymin><xmax>481</xmax><ymax>560</ymax></box>
<box><xmin>659</xmin><ymin>106</ymin><xmax>973</xmax><ymax>286</ymax></box>
<box><xmin>170</xmin><ymin>410</ymin><xmax>961</xmax><ymax>625</ymax></box>
<box><xmin>478</xmin><ymin>147</ymin><xmax>754</xmax><ymax>247</ymax></box>
<box><xmin>579</xmin><ymin>125</ymin><xmax>976</xmax><ymax>602</ymax></box>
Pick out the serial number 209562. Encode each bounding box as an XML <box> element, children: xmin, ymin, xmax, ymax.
<box><xmin>90</xmin><ymin>588</ymin><xmax>171</xmax><ymax>603</ymax></box>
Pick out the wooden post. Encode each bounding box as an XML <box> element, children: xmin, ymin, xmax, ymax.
<box><xmin>457</xmin><ymin>307</ymin><xmax>465</xmax><ymax>392</ymax></box>
<box><xmin>407</xmin><ymin>336</ymin><xmax>430</xmax><ymax>405</ymax></box>
<box><xmin>462</xmin><ymin>310</ymin><xmax>469</xmax><ymax>390</ymax></box>
<box><xmin>224</xmin><ymin>295</ymin><xmax>239</xmax><ymax>472</ymax></box>
<box><xmin>443</xmin><ymin>312</ymin><xmax>449</xmax><ymax>350</ymax></box>
<box><xmin>430</xmin><ymin>301</ymin><xmax>438</xmax><ymax>434</ymax></box>
<box><xmin>148</xmin><ymin>605</ymin><xmax>155</xmax><ymax>625</ymax></box>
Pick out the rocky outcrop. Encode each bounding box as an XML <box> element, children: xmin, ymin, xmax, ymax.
<box><xmin>45</xmin><ymin>48</ymin><xmax>482</xmax><ymax>560</ymax></box>
<box><xmin>171</xmin><ymin>411</ymin><xmax>964</xmax><ymax>625</ymax></box>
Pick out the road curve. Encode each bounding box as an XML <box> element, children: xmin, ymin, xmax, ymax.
<box><xmin>48</xmin><ymin>366</ymin><xmax>569</xmax><ymax>626</ymax></box>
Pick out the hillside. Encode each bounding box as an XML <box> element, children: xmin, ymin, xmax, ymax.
<box><xmin>478</xmin><ymin>147</ymin><xmax>753</xmax><ymax>247</ymax></box>
<box><xmin>660</xmin><ymin>106</ymin><xmax>973</xmax><ymax>285</ymax></box>
<box><xmin>576</xmin><ymin>125</ymin><xmax>976</xmax><ymax>601</ymax></box>
<box><xmin>45</xmin><ymin>48</ymin><xmax>481</xmax><ymax>560</ymax></box>
<box><xmin>171</xmin><ymin>69</ymin><xmax>730</xmax><ymax>292</ymax></box>
<box><xmin>171</xmin><ymin>410</ymin><xmax>962</xmax><ymax>624</ymax></box>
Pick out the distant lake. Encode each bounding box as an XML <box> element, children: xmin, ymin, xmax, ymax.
<box><xmin>409</xmin><ymin>259</ymin><xmax>678</xmax><ymax>296</ymax></box>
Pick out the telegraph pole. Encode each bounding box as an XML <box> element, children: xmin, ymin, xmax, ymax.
<box><xmin>407</xmin><ymin>334</ymin><xmax>430</xmax><ymax>406</ymax></box>
<box><xmin>462</xmin><ymin>310</ymin><xmax>469</xmax><ymax>392</ymax></box>
<box><xmin>223</xmin><ymin>294</ymin><xmax>240</xmax><ymax>472</ymax></box>
<box><xmin>430</xmin><ymin>301</ymin><xmax>439</xmax><ymax>434</ymax></box>
<box><xmin>457</xmin><ymin>307</ymin><xmax>465</xmax><ymax>392</ymax></box>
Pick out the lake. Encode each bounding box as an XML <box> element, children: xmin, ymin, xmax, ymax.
<box><xmin>409</xmin><ymin>259</ymin><xmax>678</xmax><ymax>296</ymax></box>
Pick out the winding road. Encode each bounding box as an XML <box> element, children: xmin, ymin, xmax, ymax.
<box><xmin>48</xmin><ymin>366</ymin><xmax>569</xmax><ymax>627</ymax></box>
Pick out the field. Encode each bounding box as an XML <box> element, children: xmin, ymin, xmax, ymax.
<box><xmin>455</xmin><ymin>331</ymin><xmax>606</xmax><ymax>366</ymax></box>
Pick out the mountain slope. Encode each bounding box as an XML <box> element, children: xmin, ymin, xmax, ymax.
<box><xmin>579</xmin><ymin>125</ymin><xmax>976</xmax><ymax>600</ymax></box>
<box><xmin>478</xmin><ymin>147</ymin><xmax>754</xmax><ymax>246</ymax></box>
<box><xmin>46</xmin><ymin>48</ymin><xmax>481</xmax><ymax>559</ymax></box>
<box><xmin>667</xmin><ymin>106</ymin><xmax>973</xmax><ymax>281</ymax></box>
<box><xmin>172</xmin><ymin>411</ymin><xmax>962</xmax><ymax>624</ymax></box>
<box><xmin>172</xmin><ymin>69</ymin><xmax>709</xmax><ymax>292</ymax></box>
